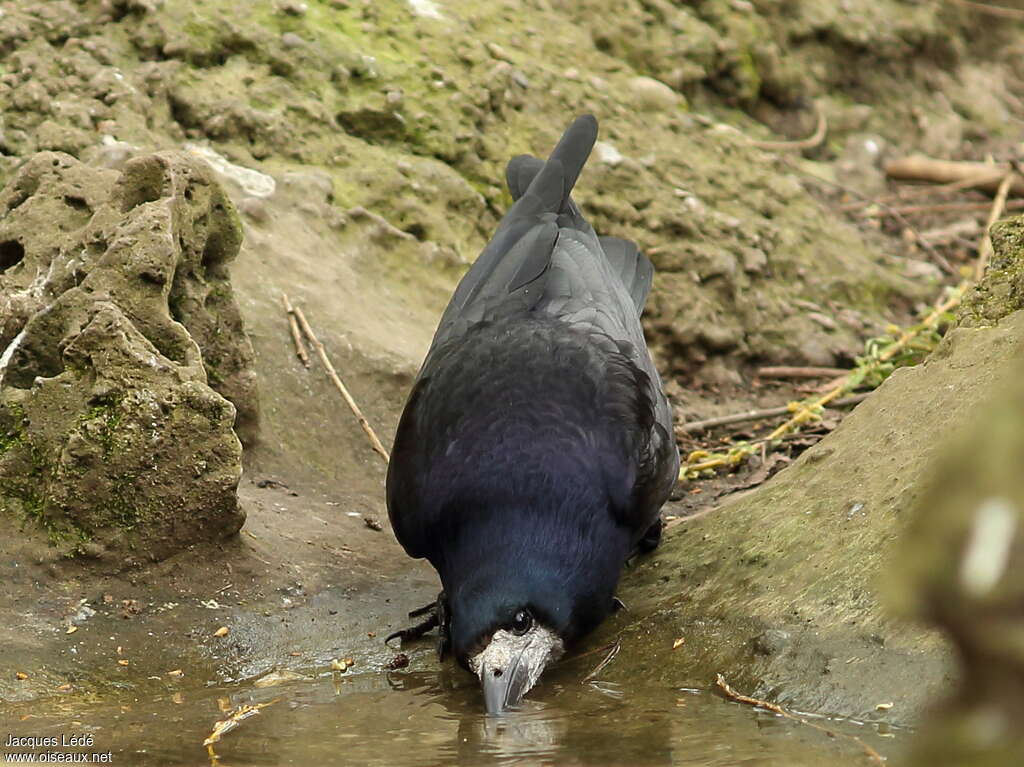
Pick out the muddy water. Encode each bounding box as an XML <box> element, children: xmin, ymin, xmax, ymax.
<box><xmin>1</xmin><ymin>664</ymin><xmax>904</xmax><ymax>766</ymax></box>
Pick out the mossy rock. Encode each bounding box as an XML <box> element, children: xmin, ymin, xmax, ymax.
<box><xmin>610</xmin><ymin>311</ymin><xmax>1024</xmax><ymax>722</ymax></box>
<box><xmin>958</xmin><ymin>216</ymin><xmax>1024</xmax><ymax>329</ymax></box>
<box><xmin>887</xmin><ymin>320</ymin><xmax>1024</xmax><ymax>766</ymax></box>
<box><xmin>0</xmin><ymin>152</ymin><xmax>250</xmax><ymax>564</ymax></box>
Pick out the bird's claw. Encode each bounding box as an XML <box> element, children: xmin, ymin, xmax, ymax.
<box><xmin>384</xmin><ymin>612</ymin><xmax>439</xmax><ymax>646</ymax></box>
<box><xmin>626</xmin><ymin>517</ymin><xmax>665</xmax><ymax>566</ymax></box>
<box><xmin>384</xmin><ymin>592</ymin><xmax>451</xmax><ymax>661</ymax></box>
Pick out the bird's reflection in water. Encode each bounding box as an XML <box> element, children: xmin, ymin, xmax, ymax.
<box><xmin>469</xmin><ymin>701</ymin><xmax>567</xmax><ymax>759</ymax></box>
<box><xmin>384</xmin><ymin>669</ymin><xmax>565</xmax><ymax>760</ymax></box>
<box><xmin>383</xmin><ymin>666</ymin><xmax>673</xmax><ymax>765</ymax></box>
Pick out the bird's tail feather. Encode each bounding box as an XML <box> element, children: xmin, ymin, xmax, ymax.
<box><xmin>450</xmin><ymin>117</ymin><xmax>598</xmax><ymax>310</ymax></box>
<box><xmin>505</xmin><ymin>113</ymin><xmax>597</xmax><ymax>213</ymax></box>
<box><xmin>543</xmin><ymin>113</ymin><xmax>598</xmax><ymax>208</ymax></box>
<box><xmin>506</xmin><ymin>155</ymin><xmax>543</xmax><ymax>202</ymax></box>
<box><xmin>599</xmin><ymin>236</ymin><xmax>654</xmax><ymax>314</ymax></box>
<box><xmin>505</xmin><ymin>129</ymin><xmax>653</xmax><ymax>314</ymax></box>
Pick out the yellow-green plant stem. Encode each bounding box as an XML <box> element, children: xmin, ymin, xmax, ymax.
<box><xmin>680</xmin><ymin>282</ymin><xmax>969</xmax><ymax>481</ymax></box>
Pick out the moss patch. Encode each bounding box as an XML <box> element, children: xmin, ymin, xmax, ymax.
<box><xmin>958</xmin><ymin>215</ymin><xmax>1024</xmax><ymax>328</ymax></box>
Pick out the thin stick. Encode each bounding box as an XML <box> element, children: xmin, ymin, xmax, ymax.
<box><xmin>760</xmin><ymin>288</ymin><xmax>963</xmax><ymax>445</ymax></box>
<box><xmin>861</xmin><ymin>198</ymin><xmax>1024</xmax><ymax>217</ymax></box>
<box><xmin>665</xmin><ymin>501</ymin><xmax>738</xmax><ymax>529</ymax></box>
<box><xmin>715</xmin><ymin>674</ymin><xmax>886</xmax><ymax>765</ymax></box>
<box><xmin>791</xmin><ymin>158</ymin><xmax>954</xmax><ymax>274</ymax></box>
<box><xmin>681</xmin><ymin>289</ymin><xmax>961</xmax><ymax>478</ymax></box>
<box><xmin>884</xmin><ymin>155</ymin><xmax>1024</xmax><ymax>196</ymax></box>
<box><xmin>558</xmin><ymin>640</ymin><xmax>621</xmax><ymax>667</ymax></box>
<box><xmin>680</xmin><ymin>393</ymin><xmax>869</xmax><ymax>434</ymax></box>
<box><xmin>950</xmin><ymin>0</ymin><xmax>1024</xmax><ymax>21</ymax></box>
<box><xmin>976</xmin><ymin>172</ymin><xmax>1014</xmax><ymax>281</ymax></box>
<box><xmin>749</xmin><ymin>104</ymin><xmax>827</xmax><ymax>151</ymax></box>
<box><xmin>280</xmin><ymin>294</ymin><xmax>310</xmax><ymax>367</ymax></box>
<box><xmin>292</xmin><ymin>306</ymin><xmax>391</xmax><ymax>463</ymax></box>
<box><xmin>838</xmin><ymin>172</ymin><xmax>1010</xmax><ymax>212</ymax></box>
<box><xmin>581</xmin><ymin>639</ymin><xmax>621</xmax><ymax>683</ymax></box>
<box><xmin>756</xmin><ymin>366</ymin><xmax>852</xmax><ymax>380</ymax></box>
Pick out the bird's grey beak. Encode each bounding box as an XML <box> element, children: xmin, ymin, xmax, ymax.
<box><xmin>482</xmin><ymin>654</ymin><xmax>533</xmax><ymax>714</ymax></box>
<box><xmin>469</xmin><ymin>626</ymin><xmax>564</xmax><ymax>715</ymax></box>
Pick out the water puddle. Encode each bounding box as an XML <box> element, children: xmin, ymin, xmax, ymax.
<box><xmin>1</xmin><ymin>665</ymin><xmax>905</xmax><ymax>766</ymax></box>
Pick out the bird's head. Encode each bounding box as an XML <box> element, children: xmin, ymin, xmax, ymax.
<box><xmin>464</xmin><ymin>606</ymin><xmax>565</xmax><ymax>715</ymax></box>
<box><xmin>442</xmin><ymin>543</ymin><xmax>620</xmax><ymax>714</ymax></box>
<box><xmin>436</xmin><ymin>494</ymin><xmax>631</xmax><ymax>714</ymax></box>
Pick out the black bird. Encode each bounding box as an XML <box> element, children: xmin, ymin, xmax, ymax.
<box><xmin>386</xmin><ymin>115</ymin><xmax>679</xmax><ymax>714</ymax></box>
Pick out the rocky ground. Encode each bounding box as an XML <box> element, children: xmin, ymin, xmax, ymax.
<box><xmin>1</xmin><ymin>1</ymin><xmax>1023</xmax><ymax>762</ymax></box>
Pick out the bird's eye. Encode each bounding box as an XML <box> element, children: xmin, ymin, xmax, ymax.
<box><xmin>510</xmin><ymin>609</ymin><xmax>533</xmax><ymax>636</ymax></box>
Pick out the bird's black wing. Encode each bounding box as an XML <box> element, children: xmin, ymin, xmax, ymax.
<box><xmin>425</xmin><ymin>116</ymin><xmax>600</xmax><ymax>357</ymax></box>
<box><xmin>501</xmin><ymin>137</ymin><xmax>673</xmax><ymax>536</ymax></box>
<box><xmin>598</xmin><ymin>237</ymin><xmax>653</xmax><ymax>317</ymax></box>
<box><xmin>506</xmin><ymin>156</ymin><xmax>654</xmax><ymax>316</ymax></box>
<box><xmin>387</xmin><ymin>115</ymin><xmax>678</xmax><ymax>558</ymax></box>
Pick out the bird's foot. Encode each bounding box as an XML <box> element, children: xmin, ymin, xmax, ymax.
<box><xmin>384</xmin><ymin>611</ymin><xmax>438</xmax><ymax>645</ymax></box>
<box><xmin>385</xmin><ymin>592</ymin><xmax>450</xmax><ymax>661</ymax></box>
<box><xmin>626</xmin><ymin>517</ymin><xmax>664</xmax><ymax>566</ymax></box>
<box><xmin>611</xmin><ymin>596</ymin><xmax>628</xmax><ymax>612</ymax></box>
<box><xmin>636</xmin><ymin>517</ymin><xmax>664</xmax><ymax>553</ymax></box>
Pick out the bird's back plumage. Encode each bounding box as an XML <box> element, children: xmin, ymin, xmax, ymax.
<box><xmin>386</xmin><ymin>115</ymin><xmax>679</xmax><ymax>657</ymax></box>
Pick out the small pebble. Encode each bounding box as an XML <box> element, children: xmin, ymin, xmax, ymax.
<box><xmin>629</xmin><ymin>76</ymin><xmax>680</xmax><ymax>112</ymax></box>
<box><xmin>485</xmin><ymin>42</ymin><xmax>513</xmax><ymax>62</ymax></box>
<box><xmin>239</xmin><ymin>198</ymin><xmax>268</xmax><ymax>222</ymax></box>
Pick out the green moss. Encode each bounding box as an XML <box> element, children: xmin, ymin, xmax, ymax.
<box><xmin>958</xmin><ymin>216</ymin><xmax>1024</xmax><ymax>328</ymax></box>
<box><xmin>0</xmin><ymin>433</ymin><xmax>85</xmax><ymax>546</ymax></box>
<box><xmin>205</xmin><ymin>361</ymin><xmax>224</xmax><ymax>386</ymax></box>
<box><xmin>106</xmin><ymin>477</ymin><xmax>143</xmax><ymax>530</ymax></box>
<box><xmin>0</xmin><ymin>403</ymin><xmax>38</xmax><ymax>520</ymax></box>
<box><xmin>0</xmin><ymin>402</ymin><xmax>26</xmax><ymax>454</ymax></box>
<box><xmin>732</xmin><ymin>47</ymin><xmax>762</xmax><ymax>104</ymax></box>
<box><xmin>78</xmin><ymin>396</ymin><xmax>125</xmax><ymax>458</ymax></box>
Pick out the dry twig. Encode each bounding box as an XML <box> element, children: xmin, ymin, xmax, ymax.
<box><xmin>292</xmin><ymin>306</ymin><xmax>391</xmax><ymax>463</ymax></box>
<box><xmin>763</xmin><ymin>289</ymin><xmax>963</xmax><ymax>438</ymax></box>
<box><xmin>884</xmin><ymin>156</ymin><xmax>1024</xmax><ymax>197</ymax></box>
<box><xmin>204</xmin><ymin>698</ymin><xmax>282</xmax><ymax>763</ymax></box>
<box><xmin>679</xmin><ymin>151</ymin><xmax>1017</xmax><ymax>482</ymax></box>
<box><xmin>949</xmin><ymin>0</ymin><xmax>1024</xmax><ymax>21</ymax></box>
<box><xmin>280</xmin><ymin>293</ymin><xmax>310</xmax><ymax>367</ymax></box>
<box><xmin>861</xmin><ymin>198</ymin><xmax>1024</xmax><ymax>217</ymax></box>
<box><xmin>680</xmin><ymin>394</ymin><xmax>869</xmax><ymax>434</ymax></box>
<box><xmin>836</xmin><ymin>173</ymin><xmax>1009</xmax><ymax>212</ymax></box>
<box><xmin>715</xmin><ymin>674</ymin><xmax>886</xmax><ymax>765</ymax></box>
<box><xmin>680</xmin><ymin>285</ymin><xmax>961</xmax><ymax>479</ymax></box>
<box><xmin>581</xmin><ymin>639</ymin><xmax>621</xmax><ymax>683</ymax></box>
<box><xmin>976</xmin><ymin>171</ymin><xmax>1015</xmax><ymax>280</ymax></box>
<box><xmin>792</xmin><ymin>158</ymin><xmax>953</xmax><ymax>274</ymax></box>
<box><xmin>916</xmin><ymin>219</ymin><xmax>981</xmax><ymax>248</ymax></box>
<box><xmin>756</xmin><ymin>366</ymin><xmax>852</xmax><ymax>380</ymax></box>
<box><xmin>749</xmin><ymin>103</ymin><xmax>827</xmax><ymax>151</ymax></box>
